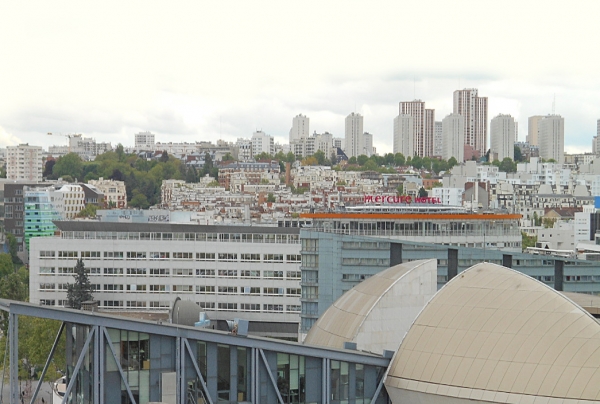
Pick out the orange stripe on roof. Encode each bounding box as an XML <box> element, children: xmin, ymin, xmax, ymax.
<box><xmin>300</xmin><ymin>213</ymin><xmax>522</xmax><ymax>220</ymax></box>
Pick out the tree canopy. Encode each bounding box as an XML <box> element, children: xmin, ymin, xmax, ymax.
<box><xmin>66</xmin><ymin>259</ymin><xmax>94</xmax><ymax>309</ymax></box>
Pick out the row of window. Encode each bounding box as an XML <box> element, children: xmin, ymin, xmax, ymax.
<box><xmin>341</xmin><ymin>258</ymin><xmax>390</xmax><ymax>266</ymax></box>
<box><xmin>39</xmin><ymin>299</ymin><xmax>300</xmax><ymax>312</ymax></box>
<box><xmin>38</xmin><ymin>284</ymin><xmax>301</xmax><ymax>295</ymax></box>
<box><xmin>39</xmin><ymin>251</ymin><xmax>301</xmax><ymax>263</ymax></box>
<box><xmin>39</xmin><ymin>267</ymin><xmax>301</xmax><ymax>279</ymax></box>
<box><xmin>59</xmin><ymin>231</ymin><xmax>300</xmax><ymax>244</ymax></box>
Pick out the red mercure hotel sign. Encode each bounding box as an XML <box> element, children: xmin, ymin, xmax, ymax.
<box><xmin>363</xmin><ymin>194</ymin><xmax>442</xmax><ymax>204</ymax></box>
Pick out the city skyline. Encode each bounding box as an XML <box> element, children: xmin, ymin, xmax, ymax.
<box><xmin>2</xmin><ymin>1</ymin><xmax>600</xmax><ymax>155</ymax></box>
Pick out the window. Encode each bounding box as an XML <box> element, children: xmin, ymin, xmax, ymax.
<box><xmin>39</xmin><ymin>283</ymin><xmax>55</xmax><ymax>290</ymax></box>
<box><xmin>104</xmin><ymin>268</ymin><xmax>124</xmax><ymax>275</ymax></box>
<box><xmin>286</xmin><ymin>305</ymin><xmax>301</xmax><ymax>313</ymax></box>
<box><xmin>127</xmin><ymin>268</ymin><xmax>147</xmax><ymax>275</ymax></box>
<box><xmin>218</xmin><ymin>269</ymin><xmax>237</xmax><ymax>278</ymax></box>
<box><xmin>104</xmin><ymin>251</ymin><xmax>124</xmax><ymax>259</ymax></box>
<box><xmin>149</xmin><ymin>301</ymin><xmax>170</xmax><ymax>308</ymax></box>
<box><xmin>218</xmin><ymin>303</ymin><xmax>237</xmax><ymax>310</ymax></box>
<box><xmin>302</xmin><ymin>239</ymin><xmax>318</xmax><ymax>252</ymax></box>
<box><xmin>263</xmin><ymin>287</ymin><xmax>283</xmax><ymax>296</ymax></box>
<box><xmin>240</xmin><ymin>254</ymin><xmax>261</xmax><ymax>262</ymax></box>
<box><xmin>150</xmin><ymin>268</ymin><xmax>169</xmax><ymax>276</ymax></box>
<box><xmin>263</xmin><ymin>270</ymin><xmax>283</xmax><ymax>279</ymax></box>
<box><xmin>150</xmin><ymin>284</ymin><xmax>169</xmax><ymax>292</ymax></box>
<box><xmin>126</xmin><ymin>301</ymin><xmax>146</xmax><ymax>308</ymax></box>
<box><xmin>40</xmin><ymin>251</ymin><xmax>55</xmax><ymax>258</ymax></box>
<box><xmin>218</xmin><ymin>253</ymin><xmax>238</xmax><ymax>262</ymax></box>
<box><xmin>58</xmin><ymin>251</ymin><xmax>78</xmax><ymax>259</ymax></box>
<box><xmin>286</xmin><ymin>254</ymin><xmax>301</xmax><ymax>263</ymax></box>
<box><xmin>104</xmin><ymin>284</ymin><xmax>124</xmax><ymax>291</ymax></box>
<box><xmin>196</xmin><ymin>253</ymin><xmax>215</xmax><ymax>261</ymax></box>
<box><xmin>81</xmin><ymin>251</ymin><xmax>101</xmax><ymax>258</ymax></box>
<box><xmin>103</xmin><ymin>301</ymin><xmax>123</xmax><ymax>307</ymax></box>
<box><xmin>286</xmin><ymin>271</ymin><xmax>301</xmax><ymax>279</ymax></box>
<box><xmin>57</xmin><ymin>267</ymin><xmax>74</xmax><ymax>275</ymax></box>
<box><xmin>241</xmin><ymin>270</ymin><xmax>260</xmax><ymax>278</ymax></box>
<box><xmin>127</xmin><ymin>252</ymin><xmax>146</xmax><ymax>259</ymax></box>
<box><xmin>241</xmin><ymin>286</ymin><xmax>260</xmax><ymax>295</ymax></box>
<box><xmin>149</xmin><ymin>252</ymin><xmax>170</xmax><ymax>260</ymax></box>
<box><xmin>302</xmin><ymin>286</ymin><xmax>318</xmax><ymax>299</ymax></box>
<box><xmin>173</xmin><ymin>285</ymin><xmax>193</xmax><ymax>292</ymax></box>
<box><xmin>301</xmin><ymin>255</ymin><xmax>318</xmax><ymax>268</ymax></box>
<box><xmin>264</xmin><ymin>254</ymin><xmax>284</xmax><ymax>263</ymax></box>
<box><xmin>40</xmin><ymin>300</ymin><xmax>55</xmax><ymax>306</ymax></box>
<box><xmin>196</xmin><ymin>286</ymin><xmax>215</xmax><ymax>294</ymax></box>
<box><xmin>218</xmin><ymin>286</ymin><xmax>238</xmax><ymax>294</ymax></box>
<box><xmin>39</xmin><ymin>267</ymin><xmax>55</xmax><ymax>275</ymax></box>
<box><xmin>173</xmin><ymin>252</ymin><xmax>193</xmax><ymax>260</ymax></box>
<box><xmin>89</xmin><ymin>268</ymin><xmax>101</xmax><ymax>274</ymax></box>
<box><xmin>173</xmin><ymin>268</ymin><xmax>193</xmax><ymax>276</ymax></box>
<box><xmin>286</xmin><ymin>288</ymin><xmax>301</xmax><ymax>296</ymax></box>
<box><xmin>196</xmin><ymin>269</ymin><xmax>215</xmax><ymax>277</ymax></box>
<box><xmin>263</xmin><ymin>304</ymin><xmax>283</xmax><ymax>312</ymax></box>
<box><xmin>199</xmin><ymin>302</ymin><xmax>215</xmax><ymax>309</ymax></box>
<box><xmin>126</xmin><ymin>284</ymin><xmax>147</xmax><ymax>292</ymax></box>
<box><xmin>240</xmin><ymin>303</ymin><xmax>260</xmax><ymax>311</ymax></box>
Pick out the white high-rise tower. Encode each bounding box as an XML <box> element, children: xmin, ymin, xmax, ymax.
<box><xmin>393</xmin><ymin>114</ymin><xmax>414</xmax><ymax>157</ymax></box>
<box><xmin>441</xmin><ymin>114</ymin><xmax>465</xmax><ymax>162</ymax></box>
<box><xmin>344</xmin><ymin>112</ymin><xmax>364</xmax><ymax>158</ymax></box>
<box><xmin>527</xmin><ymin>115</ymin><xmax>544</xmax><ymax>146</ymax></box>
<box><xmin>539</xmin><ymin>115</ymin><xmax>564</xmax><ymax>164</ymax></box>
<box><xmin>490</xmin><ymin>114</ymin><xmax>516</xmax><ymax>161</ymax></box>
<box><xmin>399</xmin><ymin>100</ymin><xmax>435</xmax><ymax>157</ymax></box>
<box><xmin>289</xmin><ymin>114</ymin><xmax>309</xmax><ymax>143</ymax></box>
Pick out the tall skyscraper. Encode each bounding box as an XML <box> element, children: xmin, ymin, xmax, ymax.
<box><xmin>441</xmin><ymin>113</ymin><xmax>464</xmax><ymax>162</ymax></box>
<box><xmin>399</xmin><ymin>100</ymin><xmax>435</xmax><ymax>157</ymax></box>
<box><xmin>362</xmin><ymin>132</ymin><xmax>374</xmax><ymax>156</ymax></box>
<box><xmin>527</xmin><ymin>116</ymin><xmax>544</xmax><ymax>146</ymax></box>
<box><xmin>453</xmin><ymin>89</ymin><xmax>488</xmax><ymax>156</ymax></box>
<box><xmin>344</xmin><ymin>112</ymin><xmax>363</xmax><ymax>158</ymax></box>
<box><xmin>393</xmin><ymin>114</ymin><xmax>414</xmax><ymax>157</ymax></box>
<box><xmin>490</xmin><ymin>114</ymin><xmax>516</xmax><ymax>161</ymax></box>
<box><xmin>289</xmin><ymin>114</ymin><xmax>309</xmax><ymax>143</ymax></box>
<box><xmin>539</xmin><ymin>115</ymin><xmax>564</xmax><ymax>164</ymax></box>
<box><xmin>594</xmin><ymin>119</ymin><xmax>600</xmax><ymax>155</ymax></box>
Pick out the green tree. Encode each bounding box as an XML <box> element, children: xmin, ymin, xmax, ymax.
<box><xmin>43</xmin><ymin>159</ymin><xmax>56</xmax><ymax>178</ymax></box>
<box><xmin>532</xmin><ymin>211</ymin><xmax>542</xmax><ymax>226</ymax></box>
<box><xmin>17</xmin><ymin>317</ymin><xmax>66</xmax><ymax>382</ymax></box>
<box><xmin>356</xmin><ymin>155</ymin><xmax>369</xmax><ymax>166</ymax></box>
<box><xmin>159</xmin><ymin>150</ymin><xmax>169</xmax><ymax>163</ymax></box>
<box><xmin>314</xmin><ymin>150</ymin><xmax>326</xmax><ymax>165</ymax></box>
<box><xmin>348</xmin><ymin>156</ymin><xmax>357</xmax><ymax>165</ymax></box>
<box><xmin>267</xmin><ymin>193</ymin><xmax>276</xmax><ymax>203</ymax></box>
<box><xmin>222</xmin><ymin>152</ymin><xmax>235</xmax><ymax>162</ymax></box>
<box><xmin>0</xmin><ymin>253</ymin><xmax>13</xmax><ymax>278</ymax></box>
<box><xmin>543</xmin><ymin>217</ymin><xmax>557</xmax><ymax>229</ymax></box>
<box><xmin>448</xmin><ymin>157</ymin><xmax>458</xmax><ymax>168</ymax></box>
<box><xmin>130</xmin><ymin>190</ymin><xmax>150</xmax><ymax>209</ymax></box>
<box><xmin>397</xmin><ymin>184</ymin><xmax>404</xmax><ymax>195</ymax></box>
<box><xmin>514</xmin><ymin>145</ymin><xmax>523</xmax><ymax>162</ymax></box>
<box><xmin>499</xmin><ymin>157</ymin><xmax>517</xmax><ymax>173</ymax></box>
<box><xmin>522</xmin><ymin>232</ymin><xmax>537</xmax><ymax>251</ymax></box>
<box><xmin>411</xmin><ymin>155</ymin><xmax>423</xmax><ymax>169</ymax></box>
<box><xmin>116</xmin><ymin>143</ymin><xmax>126</xmax><ymax>162</ymax></box>
<box><xmin>6</xmin><ymin>233</ymin><xmax>22</xmax><ymax>265</ymax></box>
<box><xmin>66</xmin><ymin>259</ymin><xmax>93</xmax><ymax>309</ymax></box>
<box><xmin>53</xmin><ymin>153</ymin><xmax>83</xmax><ymax>181</ymax></box>
<box><xmin>394</xmin><ymin>153</ymin><xmax>406</xmax><ymax>166</ymax></box>
<box><xmin>76</xmin><ymin>204</ymin><xmax>98</xmax><ymax>218</ymax></box>
<box><xmin>418</xmin><ymin>187</ymin><xmax>428</xmax><ymax>197</ymax></box>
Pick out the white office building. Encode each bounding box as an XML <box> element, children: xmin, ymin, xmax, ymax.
<box><xmin>399</xmin><ymin>100</ymin><xmax>435</xmax><ymax>157</ymax></box>
<box><xmin>490</xmin><ymin>114</ymin><xmax>516</xmax><ymax>161</ymax></box>
<box><xmin>441</xmin><ymin>113</ymin><xmax>465</xmax><ymax>162</ymax></box>
<box><xmin>393</xmin><ymin>114</ymin><xmax>414</xmax><ymax>157</ymax></box>
<box><xmin>30</xmin><ymin>222</ymin><xmax>302</xmax><ymax>336</ymax></box>
<box><xmin>344</xmin><ymin>112</ymin><xmax>364</xmax><ymax>158</ymax></box>
<box><xmin>289</xmin><ymin>114</ymin><xmax>309</xmax><ymax>143</ymax></box>
<box><xmin>539</xmin><ymin>114</ymin><xmax>565</xmax><ymax>165</ymax></box>
<box><xmin>362</xmin><ymin>132</ymin><xmax>374</xmax><ymax>157</ymax></box>
<box><xmin>6</xmin><ymin>144</ymin><xmax>43</xmax><ymax>182</ymax></box>
<box><xmin>251</xmin><ymin>131</ymin><xmax>274</xmax><ymax>157</ymax></box>
<box><xmin>134</xmin><ymin>131</ymin><xmax>156</xmax><ymax>151</ymax></box>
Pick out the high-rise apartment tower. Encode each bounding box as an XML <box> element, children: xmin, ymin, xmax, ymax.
<box><xmin>453</xmin><ymin>89</ymin><xmax>488</xmax><ymax>156</ymax></box>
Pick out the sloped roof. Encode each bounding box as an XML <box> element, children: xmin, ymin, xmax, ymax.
<box><xmin>386</xmin><ymin>262</ymin><xmax>600</xmax><ymax>402</ymax></box>
<box><xmin>304</xmin><ymin>259</ymin><xmax>437</xmax><ymax>354</ymax></box>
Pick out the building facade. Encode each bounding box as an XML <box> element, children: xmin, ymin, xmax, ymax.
<box><xmin>393</xmin><ymin>114</ymin><xmax>414</xmax><ymax>157</ymax></box>
<box><xmin>344</xmin><ymin>112</ymin><xmax>364</xmax><ymax>158</ymax></box>
<box><xmin>30</xmin><ymin>222</ymin><xmax>302</xmax><ymax>335</ymax></box>
<box><xmin>399</xmin><ymin>100</ymin><xmax>435</xmax><ymax>157</ymax></box>
<box><xmin>433</xmin><ymin>120</ymin><xmax>443</xmax><ymax>157</ymax></box>
<box><xmin>490</xmin><ymin>113</ymin><xmax>516</xmax><ymax>161</ymax></box>
<box><xmin>453</xmin><ymin>89</ymin><xmax>488</xmax><ymax>156</ymax></box>
<box><xmin>251</xmin><ymin>131</ymin><xmax>274</xmax><ymax>156</ymax></box>
<box><xmin>539</xmin><ymin>114</ymin><xmax>565</xmax><ymax>164</ymax></box>
<box><xmin>289</xmin><ymin>114</ymin><xmax>309</xmax><ymax>143</ymax></box>
<box><xmin>6</xmin><ymin>144</ymin><xmax>43</xmax><ymax>182</ymax></box>
<box><xmin>134</xmin><ymin>131</ymin><xmax>156</xmax><ymax>151</ymax></box>
<box><xmin>527</xmin><ymin>115</ymin><xmax>544</xmax><ymax>146</ymax></box>
<box><xmin>88</xmin><ymin>177</ymin><xmax>127</xmax><ymax>208</ymax></box>
<box><xmin>441</xmin><ymin>113</ymin><xmax>465</xmax><ymax>162</ymax></box>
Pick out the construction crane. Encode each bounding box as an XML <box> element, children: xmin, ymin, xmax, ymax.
<box><xmin>47</xmin><ymin>132</ymin><xmax>78</xmax><ymax>153</ymax></box>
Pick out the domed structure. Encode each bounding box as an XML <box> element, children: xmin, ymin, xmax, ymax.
<box><xmin>304</xmin><ymin>259</ymin><xmax>437</xmax><ymax>354</ymax></box>
<box><xmin>385</xmin><ymin>262</ymin><xmax>600</xmax><ymax>403</ymax></box>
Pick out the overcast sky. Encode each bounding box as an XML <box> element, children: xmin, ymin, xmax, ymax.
<box><xmin>2</xmin><ymin>1</ymin><xmax>600</xmax><ymax>155</ymax></box>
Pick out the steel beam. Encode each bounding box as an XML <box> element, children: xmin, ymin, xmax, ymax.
<box><xmin>30</xmin><ymin>322</ymin><xmax>66</xmax><ymax>404</ymax></box>
<box><xmin>183</xmin><ymin>338</ymin><xmax>213</xmax><ymax>404</ymax></box>
<box><xmin>9</xmin><ymin>313</ymin><xmax>18</xmax><ymax>404</ymax></box>
<box><xmin>102</xmin><ymin>327</ymin><xmax>137</xmax><ymax>404</ymax></box>
<box><xmin>61</xmin><ymin>327</ymin><xmax>96</xmax><ymax>404</ymax></box>
<box><xmin>258</xmin><ymin>349</ymin><xmax>284</xmax><ymax>404</ymax></box>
